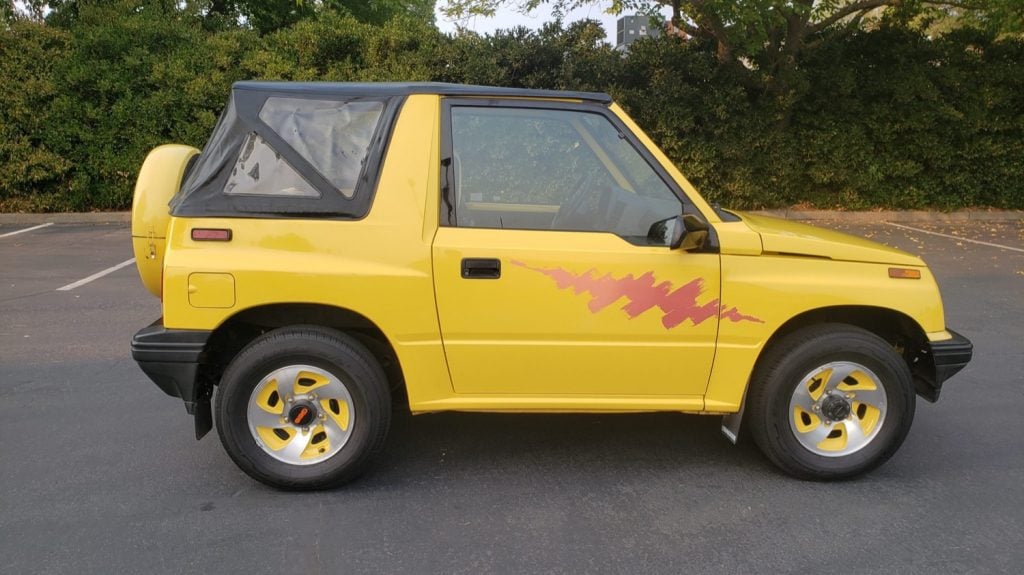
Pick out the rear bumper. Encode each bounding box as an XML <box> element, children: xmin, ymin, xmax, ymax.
<box><xmin>917</xmin><ymin>329</ymin><xmax>973</xmax><ymax>402</ymax></box>
<box><xmin>131</xmin><ymin>319</ymin><xmax>210</xmax><ymax>415</ymax></box>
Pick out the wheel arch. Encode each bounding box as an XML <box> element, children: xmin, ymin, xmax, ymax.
<box><xmin>198</xmin><ymin>303</ymin><xmax>406</xmax><ymax>407</ymax></box>
<box><xmin>765</xmin><ymin>305</ymin><xmax>925</xmax><ymax>352</ymax></box>
<box><xmin>755</xmin><ymin>305</ymin><xmax>935</xmax><ymax>397</ymax></box>
<box><xmin>724</xmin><ymin>304</ymin><xmax>936</xmax><ymax>443</ymax></box>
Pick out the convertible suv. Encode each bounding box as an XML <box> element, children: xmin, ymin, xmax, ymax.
<box><xmin>131</xmin><ymin>82</ymin><xmax>972</xmax><ymax>489</ymax></box>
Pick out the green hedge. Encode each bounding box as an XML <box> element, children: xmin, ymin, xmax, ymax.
<box><xmin>1</xmin><ymin>8</ymin><xmax>1022</xmax><ymax>211</ymax></box>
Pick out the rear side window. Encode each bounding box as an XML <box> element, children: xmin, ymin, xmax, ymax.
<box><xmin>170</xmin><ymin>90</ymin><xmax>397</xmax><ymax>218</ymax></box>
<box><xmin>258</xmin><ymin>98</ymin><xmax>384</xmax><ymax>198</ymax></box>
<box><xmin>225</xmin><ymin>133</ymin><xmax>320</xmax><ymax>197</ymax></box>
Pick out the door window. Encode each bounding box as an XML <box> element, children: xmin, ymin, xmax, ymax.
<box><xmin>449</xmin><ymin>105</ymin><xmax>683</xmax><ymax>245</ymax></box>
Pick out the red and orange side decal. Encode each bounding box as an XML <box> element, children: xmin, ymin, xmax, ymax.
<box><xmin>512</xmin><ymin>261</ymin><xmax>762</xmax><ymax>329</ymax></box>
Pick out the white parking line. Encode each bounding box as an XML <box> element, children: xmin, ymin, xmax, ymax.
<box><xmin>885</xmin><ymin>222</ymin><xmax>1024</xmax><ymax>254</ymax></box>
<box><xmin>0</xmin><ymin>222</ymin><xmax>53</xmax><ymax>238</ymax></box>
<box><xmin>56</xmin><ymin>258</ymin><xmax>136</xmax><ymax>291</ymax></box>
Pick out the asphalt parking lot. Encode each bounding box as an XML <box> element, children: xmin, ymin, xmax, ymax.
<box><xmin>1</xmin><ymin>219</ymin><xmax>1022</xmax><ymax>574</ymax></box>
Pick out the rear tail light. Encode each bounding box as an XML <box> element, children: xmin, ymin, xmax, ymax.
<box><xmin>191</xmin><ymin>228</ymin><xmax>232</xmax><ymax>241</ymax></box>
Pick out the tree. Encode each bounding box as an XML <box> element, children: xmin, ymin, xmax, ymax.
<box><xmin>336</xmin><ymin>0</ymin><xmax>436</xmax><ymax>25</ymax></box>
<box><xmin>922</xmin><ymin>0</ymin><xmax>1024</xmax><ymax>35</ymax></box>
<box><xmin>227</xmin><ymin>0</ymin><xmax>436</xmax><ymax>34</ymax></box>
<box><xmin>36</xmin><ymin>0</ymin><xmax>436</xmax><ymax>33</ymax></box>
<box><xmin>441</xmin><ymin>1</ymin><xmax>1015</xmax><ymax>100</ymax></box>
<box><xmin>3</xmin><ymin>0</ymin><xmax>49</xmax><ymax>23</ymax></box>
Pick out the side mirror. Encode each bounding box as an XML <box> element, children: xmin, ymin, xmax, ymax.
<box><xmin>647</xmin><ymin>214</ymin><xmax>709</xmax><ymax>250</ymax></box>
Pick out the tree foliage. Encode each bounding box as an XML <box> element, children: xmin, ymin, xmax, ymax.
<box><xmin>1</xmin><ymin>0</ymin><xmax>1022</xmax><ymax>211</ymax></box>
<box><xmin>209</xmin><ymin>0</ymin><xmax>436</xmax><ymax>34</ymax></box>
<box><xmin>443</xmin><ymin>0</ymin><xmax>1024</xmax><ymax>98</ymax></box>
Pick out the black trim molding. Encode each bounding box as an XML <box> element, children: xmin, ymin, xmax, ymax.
<box><xmin>917</xmin><ymin>329</ymin><xmax>973</xmax><ymax>402</ymax></box>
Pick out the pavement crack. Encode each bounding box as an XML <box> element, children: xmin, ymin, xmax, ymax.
<box><xmin>314</xmin><ymin>500</ymin><xmax>324</xmax><ymax>575</ymax></box>
<box><xmin>0</xmin><ymin>289</ymin><xmax>57</xmax><ymax>304</ymax></box>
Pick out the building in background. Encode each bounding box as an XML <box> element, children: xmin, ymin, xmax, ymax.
<box><xmin>616</xmin><ymin>15</ymin><xmax>660</xmax><ymax>50</ymax></box>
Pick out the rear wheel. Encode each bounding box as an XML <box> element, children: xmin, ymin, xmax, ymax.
<box><xmin>747</xmin><ymin>324</ymin><xmax>915</xmax><ymax>480</ymax></box>
<box><xmin>215</xmin><ymin>326</ymin><xmax>391</xmax><ymax>490</ymax></box>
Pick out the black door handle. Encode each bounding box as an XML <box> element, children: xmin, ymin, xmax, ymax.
<box><xmin>461</xmin><ymin>258</ymin><xmax>501</xmax><ymax>279</ymax></box>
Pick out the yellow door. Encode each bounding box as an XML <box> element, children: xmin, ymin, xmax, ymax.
<box><xmin>433</xmin><ymin>228</ymin><xmax>722</xmax><ymax>396</ymax></box>
<box><xmin>431</xmin><ymin>100</ymin><xmax>739</xmax><ymax>397</ymax></box>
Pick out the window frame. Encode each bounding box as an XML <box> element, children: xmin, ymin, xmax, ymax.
<box><xmin>439</xmin><ymin>97</ymin><xmax>693</xmax><ymax>234</ymax></box>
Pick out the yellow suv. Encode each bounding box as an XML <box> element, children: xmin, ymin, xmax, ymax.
<box><xmin>130</xmin><ymin>82</ymin><xmax>972</xmax><ymax>489</ymax></box>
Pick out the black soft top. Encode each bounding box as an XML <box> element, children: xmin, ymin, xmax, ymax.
<box><xmin>233</xmin><ymin>81</ymin><xmax>613</xmax><ymax>104</ymax></box>
<box><xmin>170</xmin><ymin>82</ymin><xmax>613</xmax><ymax>219</ymax></box>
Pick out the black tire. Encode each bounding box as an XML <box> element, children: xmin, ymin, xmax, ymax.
<box><xmin>746</xmin><ymin>324</ymin><xmax>915</xmax><ymax>480</ymax></box>
<box><xmin>215</xmin><ymin>326</ymin><xmax>391</xmax><ymax>490</ymax></box>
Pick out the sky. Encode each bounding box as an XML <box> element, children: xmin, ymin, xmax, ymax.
<box><xmin>433</xmin><ymin>2</ymin><xmax>672</xmax><ymax>46</ymax></box>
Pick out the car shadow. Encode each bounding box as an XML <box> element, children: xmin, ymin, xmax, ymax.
<box><xmin>352</xmin><ymin>409</ymin><xmax>774</xmax><ymax>490</ymax></box>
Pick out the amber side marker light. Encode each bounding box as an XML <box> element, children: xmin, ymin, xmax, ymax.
<box><xmin>888</xmin><ymin>267</ymin><xmax>921</xmax><ymax>279</ymax></box>
<box><xmin>191</xmin><ymin>228</ymin><xmax>232</xmax><ymax>241</ymax></box>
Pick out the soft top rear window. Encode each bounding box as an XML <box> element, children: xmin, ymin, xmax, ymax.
<box><xmin>259</xmin><ymin>97</ymin><xmax>384</xmax><ymax>199</ymax></box>
<box><xmin>170</xmin><ymin>87</ymin><xmax>400</xmax><ymax>218</ymax></box>
<box><xmin>224</xmin><ymin>133</ymin><xmax>321</xmax><ymax>198</ymax></box>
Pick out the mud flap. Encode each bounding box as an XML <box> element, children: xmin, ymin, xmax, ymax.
<box><xmin>184</xmin><ymin>389</ymin><xmax>213</xmax><ymax>440</ymax></box>
<box><xmin>193</xmin><ymin>397</ymin><xmax>213</xmax><ymax>440</ymax></box>
<box><xmin>721</xmin><ymin>400</ymin><xmax>746</xmax><ymax>444</ymax></box>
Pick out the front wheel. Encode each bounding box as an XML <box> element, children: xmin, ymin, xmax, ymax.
<box><xmin>215</xmin><ymin>326</ymin><xmax>391</xmax><ymax>490</ymax></box>
<box><xmin>747</xmin><ymin>324</ymin><xmax>916</xmax><ymax>480</ymax></box>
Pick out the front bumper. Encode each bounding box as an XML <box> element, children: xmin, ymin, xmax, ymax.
<box><xmin>917</xmin><ymin>329</ymin><xmax>973</xmax><ymax>402</ymax></box>
<box><xmin>132</xmin><ymin>319</ymin><xmax>213</xmax><ymax>438</ymax></box>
